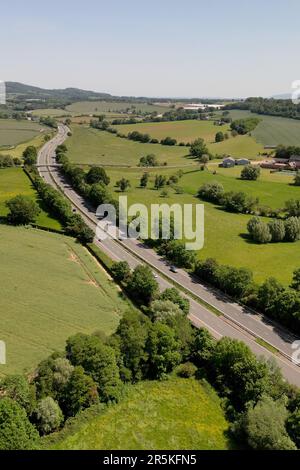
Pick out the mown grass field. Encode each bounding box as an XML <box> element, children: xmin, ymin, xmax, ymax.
<box><xmin>0</xmin><ymin>119</ymin><xmax>46</xmax><ymax>148</ymax></box>
<box><xmin>0</xmin><ymin>167</ymin><xmax>61</xmax><ymax>229</ymax></box>
<box><xmin>113</xmin><ymin>119</ymin><xmax>264</xmax><ymax>158</ymax></box>
<box><xmin>66</xmin><ymin>101</ymin><xmax>169</xmax><ymax>115</ymax></box>
<box><xmin>0</xmin><ymin>225</ymin><xmax>129</xmax><ymax>376</ymax></box>
<box><xmin>66</xmin><ymin>125</ymin><xmax>195</xmax><ymax>167</ymax></box>
<box><xmin>105</xmin><ymin>166</ymin><xmax>300</xmax><ymax>284</ymax></box>
<box><xmin>48</xmin><ymin>378</ymin><xmax>232</xmax><ymax>450</ymax></box>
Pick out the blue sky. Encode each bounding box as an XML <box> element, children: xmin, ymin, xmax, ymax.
<box><xmin>1</xmin><ymin>0</ymin><xmax>300</xmax><ymax>97</ymax></box>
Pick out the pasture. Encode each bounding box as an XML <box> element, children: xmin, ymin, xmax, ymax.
<box><xmin>66</xmin><ymin>125</ymin><xmax>195</xmax><ymax>167</ymax></box>
<box><xmin>48</xmin><ymin>378</ymin><xmax>232</xmax><ymax>450</ymax></box>
<box><xmin>0</xmin><ymin>119</ymin><xmax>46</xmax><ymax>148</ymax></box>
<box><xmin>0</xmin><ymin>225</ymin><xmax>129</xmax><ymax>376</ymax></box>
<box><xmin>0</xmin><ymin>167</ymin><xmax>61</xmax><ymax>230</ymax></box>
<box><xmin>225</xmin><ymin>110</ymin><xmax>300</xmax><ymax>146</ymax></box>
<box><xmin>113</xmin><ymin>119</ymin><xmax>264</xmax><ymax>158</ymax></box>
<box><xmin>66</xmin><ymin>101</ymin><xmax>169</xmax><ymax>115</ymax></box>
<box><xmin>105</xmin><ymin>166</ymin><xmax>300</xmax><ymax>284</ymax></box>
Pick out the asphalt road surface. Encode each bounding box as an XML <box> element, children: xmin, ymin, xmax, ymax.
<box><xmin>37</xmin><ymin>124</ymin><xmax>300</xmax><ymax>386</ymax></box>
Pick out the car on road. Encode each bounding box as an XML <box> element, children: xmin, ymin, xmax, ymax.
<box><xmin>153</xmin><ymin>272</ymin><xmax>158</xmax><ymax>279</ymax></box>
<box><xmin>170</xmin><ymin>265</ymin><xmax>178</xmax><ymax>273</ymax></box>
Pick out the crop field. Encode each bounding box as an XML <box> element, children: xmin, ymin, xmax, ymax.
<box><xmin>48</xmin><ymin>378</ymin><xmax>232</xmax><ymax>450</ymax></box>
<box><xmin>66</xmin><ymin>101</ymin><xmax>170</xmax><ymax>115</ymax></box>
<box><xmin>0</xmin><ymin>119</ymin><xmax>46</xmax><ymax>148</ymax></box>
<box><xmin>104</xmin><ymin>166</ymin><xmax>300</xmax><ymax>284</ymax></box>
<box><xmin>0</xmin><ymin>225</ymin><xmax>129</xmax><ymax>376</ymax></box>
<box><xmin>66</xmin><ymin>125</ymin><xmax>195</xmax><ymax>167</ymax></box>
<box><xmin>0</xmin><ymin>167</ymin><xmax>61</xmax><ymax>229</ymax></box>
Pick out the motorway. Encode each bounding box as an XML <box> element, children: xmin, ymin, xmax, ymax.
<box><xmin>38</xmin><ymin>124</ymin><xmax>300</xmax><ymax>386</ymax></box>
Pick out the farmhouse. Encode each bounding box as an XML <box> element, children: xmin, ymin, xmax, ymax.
<box><xmin>236</xmin><ymin>158</ymin><xmax>250</xmax><ymax>165</ymax></box>
<box><xmin>220</xmin><ymin>157</ymin><xmax>235</xmax><ymax>168</ymax></box>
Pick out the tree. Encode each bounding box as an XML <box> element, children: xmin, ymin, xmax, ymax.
<box><xmin>211</xmin><ymin>338</ymin><xmax>269</xmax><ymax>410</ymax></box>
<box><xmin>6</xmin><ymin>195</ymin><xmax>40</xmax><ymax>225</ymax></box>
<box><xmin>150</xmin><ymin>300</ymin><xmax>182</xmax><ymax>321</ymax></box>
<box><xmin>291</xmin><ymin>268</ymin><xmax>300</xmax><ymax>291</ymax></box>
<box><xmin>116</xmin><ymin>178</ymin><xmax>130</xmax><ymax>192</ymax></box>
<box><xmin>294</xmin><ymin>172</ymin><xmax>300</xmax><ymax>187</ymax></box>
<box><xmin>34</xmin><ymin>397</ymin><xmax>63</xmax><ymax>435</ymax></box>
<box><xmin>111</xmin><ymin>261</ymin><xmax>131</xmax><ymax>282</ymax></box>
<box><xmin>113</xmin><ymin>310</ymin><xmax>150</xmax><ymax>382</ymax></box>
<box><xmin>66</xmin><ymin>334</ymin><xmax>121</xmax><ymax>402</ymax></box>
<box><xmin>284</xmin><ymin>217</ymin><xmax>300</xmax><ymax>242</ymax></box>
<box><xmin>139</xmin><ymin>154</ymin><xmax>158</xmax><ymax>167</ymax></box>
<box><xmin>22</xmin><ymin>146</ymin><xmax>37</xmax><ymax>165</ymax></box>
<box><xmin>154</xmin><ymin>174</ymin><xmax>167</xmax><ymax>189</ymax></box>
<box><xmin>86</xmin><ymin>167</ymin><xmax>110</xmax><ymax>185</ymax></box>
<box><xmin>145</xmin><ymin>322</ymin><xmax>181</xmax><ymax>379</ymax></box>
<box><xmin>191</xmin><ymin>328</ymin><xmax>217</xmax><ymax>366</ymax></box>
<box><xmin>0</xmin><ymin>375</ymin><xmax>33</xmax><ymax>413</ymax></box>
<box><xmin>127</xmin><ymin>265</ymin><xmax>159</xmax><ymax>305</ymax></box>
<box><xmin>258</xmin><ymin>277</ymin><xmax>285</xmax><ymax>313</ymax></box>
<box><xmin>61</xmin><ymin>366</ymin><xmax>99</xmax><ymax>417</ymax></box>
<box><xmin>0</xmin><ymin>398</ymin><xmax>39</xmax><ymax>450</ymax></box>
<box><xmin>215</xmin><ymin>131</ymin><xmax>224</xmax><ymax>142</ymax></box>
<box><xmin>65</xmin><ymin>213</ymin><xmax>94</xmax><ymax>244</ymax></box>
<box><xmin>140</xmin><ymin>172</ymin><xmax>149</xmax><ymax>188</ymax></box>
<box><xmin>250</xmin><ymin>220</ymin><xmax>272</xmax><ymax>244</ymax></box>
<box><xmin>197</xmin><ymin>181</ymin><xmax>224</xmax><ymax>203</ymax></box>
<box><xmin>241</xmin><ymin>396</ymin><xmax>296</xmax><ymax>450</ymax></box>
<box><xmin>268</xmin><ymin>219</ymin><xmax>285</xmax><ymax>242</ymax></box>
<box><xmin>215</xmin><ymin>265</ymin><xmax>253</xmax><ymax>299</ymax></box>
<box><xmin>158</xmin><ymin>287</ymin><xmax>190</xmax><ymax>315</ymax></box>
<box><xmin>287</xmin><ymin>409</ymin><xmax>300</xmax><ymax>448</ymax></box>
<box><xmin>88</xmin><ymin>182</ymin><xmax>109</xmax><ymax>207</ymax></box>
<box><xmin>190</xmin><ymin>138</ymin><xmax>209</xmax><ymax>159</ymax></box>
<box><xmin>241</xmin><ymin>165</ymin><xmax>261</xmax><ymax>181</ymax></box>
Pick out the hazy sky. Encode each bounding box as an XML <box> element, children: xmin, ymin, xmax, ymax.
<box><xmin>2</xmin><ymin>0</ymin><xmax>300</xmax><ymax>98</ymax></box>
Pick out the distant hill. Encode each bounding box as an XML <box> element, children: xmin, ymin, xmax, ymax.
<box><xmin>6</xmin><ymin>82</ymin><xmax>112</xmax><ymax>102</ymax></box>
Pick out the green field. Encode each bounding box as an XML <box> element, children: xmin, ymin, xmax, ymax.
<box><xmin>113</xmin><ymin>119</ymin><xmax>264</xmax><ymax>158</ymax></box>
<box><xmin>66</xmin><ymin>125</ymin><xmax>195</xmax><ymax>167</ymax></box>
<box><xmin>224</xmin><ymin>110</ymin><xmax>300</xmax><ymax>147</ymax></box>
<box><xmin>66</xmin><ymin>101</ymin><xmax>169</xmax><ymax>115</ymax></box>
<box><xmin>30</xmin><ymin>109</ymin><xmax>72</xmax><ymax>117</ymax></box>
<box><xmin>104</xmin><ymin>166</ymin><xmax>300</xmax><ymax>284</ymax></box>
<box><xmin>0</xmin><ymin>224</ymin><xmax>129</xmax><ymax>376</ymax></box>
<box><xmin>114</xmin><ymin>120</ymin><xmax>221</xmax><ymax>144</ymax></box>
<box><xmin>48</xmin><ymin>378</ymin><xmax>232</xmax><ymax>450</ymax></box>
<box><xmin>0</xmin><ymin>119</ymin><xmax>46</xmax><ymax>148</ymax></box>
<box><xmin>0</xmin><ymin>167</ymin><xmax>61</xmax><ymax>230</ymax></box>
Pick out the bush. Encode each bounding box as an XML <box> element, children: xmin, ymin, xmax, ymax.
<box><xmin>177</xmin><ymin>362</ymin><xmax>197</xmax><ymax>378</ymax></box>
<box><xmin>34</xmin><ymin>397</ymin><xmax>63</xmax><ymax>435</ymax></box>
<box><xmin>160</xmin><ymin>136</ymin><xmax>177</xmax><ymax>146</ymax></box>
<box><xmin>241</xmin><ymin>165</ymin><xmax>261</xmax><ymax>181</ymax></box>
<box><xmin>85</xmin><ymin>167</ymin><xmax>110</xmax><ymax>185</ymax></box>
<box><xmin>0</xmin><ymin>398</ymin><xmax>39</xmax><ymax>450</ymax></box>
<box><xmin>197</xmin><ymin>181</ymin><xmax>224</xmax><ymax>203</ymax></box>
<box><xmin>284</xmin><ymin>217</ymin><xmax>300</xmax><ymax>242</ymax></box>
<box><xmin>268</xmin><ymin>219</ymin><xmax>285</xmax><ymax>242</ymax></box>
